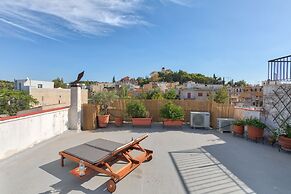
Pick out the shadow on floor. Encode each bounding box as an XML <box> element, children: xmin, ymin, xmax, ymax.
<box><xmin>39</xmin><ymin>159</ymin><xmax>110</xmax><ymax>194</ymax></box>
<box><xmin>202</xmin><ymin>132</ymin><xmax>291</xmax><ymax>194</ymax></box>
<box><xmin>90</xmin><ymin>123</ymin><xmax>213</xmax><ymax>135</ymax></box>
<box><xmin>169</xmin><ymin>148</ymin><xmax>255</xmax><ymax>194</ymax></box>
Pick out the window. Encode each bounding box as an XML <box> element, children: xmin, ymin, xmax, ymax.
<box><xmin>187</xmin><ymin>92</ymin><xmax>191</xmax><ymax>98</ymax></box>
<box><xmin>38</xmin><ymin>84</ymin><xmax>43</xmax><ymax>88</ymax></box>
<box><xmin>18</xmin><ymin>83</ymin><xmax>22</xmax><ymax>90</ymax></box>
<box><xmin>198</xmin><ymin>93</ymin><xmax>203</xmax><ymax>97</ymax></box>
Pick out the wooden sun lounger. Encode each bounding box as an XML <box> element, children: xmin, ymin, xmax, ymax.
<box><xmin>59</xmin><ymin>134</ymin><xmax>153</xmax><ymax>193</ymax></box>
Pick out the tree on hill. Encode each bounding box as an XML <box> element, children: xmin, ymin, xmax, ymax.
<box><xmin>118</xmin><ymin>85</ymin><xmax>129</xmax><ymax>98</ymax></box>
<box><xmin>234</xmin><ymin>80</ymin><xmax>247</xmax><ymax>87</ymax></box>
<box><xmin>213</xmin><ymin>87</ymin><xmax>229</xmax><ymax>104</ymax></box>
<box><xmin>0</xmin><ymin>89</ymin><xmax>38</xmax><ymax>115</ymax></box>
<box><xmin>150</xmin><ymin>72</ymin><xmax>159</xmax><ymax>82</ymax></box>
<box><xmin>112</xmin><ymin>76</ymin><xmax>116</xmax><ymax>83</ymax></box>
<box><xmin>146</xmin><ymin>89</ymin><xmax>164</xmax><ymax>99</ymax></box>
<box><xmin>163</xmin><ymin>89</ymin><xmax>178</xmax><ymax>99</ymax></box>
<box><xmin>227</xmin><ymin>79</ymin><xmax>234</xmax><ymax>86</ymax></box>
<box><xmin>0</xmin><ymin>80</ymin><xmax>14</xmax><ymax>90</ymax></box>
<box><xmin>139</xmin><ymin>69</ymin><xmax>224</xmax><ymax>85</ymax></box>
<box><xmin>52</xmin><ymin>77</ymin><xmax>67</xmax><ymax>88</ymax></box>
<box><xmin>137</xmin><ymin>77</ymin><xmax>150</xmax><ymax>87</ymax></box>
<box><xmin>136</xmin><ymin>89</ymin><xmax>164</xmax><ymax>100</ymax></box>
<box><xmin>79</xmin><ymin>80</ymin><xmax>98</xmax><ymax>86</ymax></box>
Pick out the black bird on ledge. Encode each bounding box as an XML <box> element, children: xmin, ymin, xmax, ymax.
<box><xmin>70</xmin><ymin>71</ymin><xmax>84</xmax><ymax>87</ymax></box>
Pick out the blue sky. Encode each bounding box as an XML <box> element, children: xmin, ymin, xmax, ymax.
<box><xmin>0</xmin><ymin>0</ymin><xmax>291</xmax><ymax>84</ymax></box>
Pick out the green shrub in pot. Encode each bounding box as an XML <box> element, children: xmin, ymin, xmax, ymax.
<box><xmin>245</xmin><ymin>118</ymin><xmax>266</xmax><ymax>141</ymax></box>
<box><xmin>245</xmin><ymin>118</ymin><xmax>266</xmax><ymax>129</ymax></box>
<box><xmin>91</xmin><ymin>91</ymin><xmax>118</xmax><ymax>128</ymax></box>
<box><xmin>160</xmin><ymin>102</ymin><xmax>184</xmax><ymax>120</ymax></box>
<box><xmin>127</xmin><ymin>101</ymin><xmax>148</xmax><ymax>118</ymax></box>
<box><xmin>278</xmin><ymin>124</ymin><xmax>291</xmax><ymax>150</ymax></box>
<box><xmin>233</xmin><ymin>119</ymin><xmax>245</xmax><ymax>126</ymax></box>
<box><xmin>232</xmin><ymin>119</ymin><xmax>246</xmax><ymax>135</ymax></box>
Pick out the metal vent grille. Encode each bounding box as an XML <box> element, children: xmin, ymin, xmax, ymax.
<box><xmin>193</xmin><ymin>114</ymin><xmax>205</xmax><ymax>127</ymax></box>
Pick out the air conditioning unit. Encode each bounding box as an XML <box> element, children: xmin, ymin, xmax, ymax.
<box><xmin>190</xmin><ymin>112</ymin><xmax>210</xmax><ymax>129</ymax></box>
<box><xmin>217</xmin><ymin>118</ymin><xmax>235</xmax><ymax>133</ymax></box>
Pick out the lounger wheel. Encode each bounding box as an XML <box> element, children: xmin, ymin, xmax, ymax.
<box><xmin>145</xmin><ymin>155</ymin><xmax>153</xmax><ymax>162</ymax></box>
<box><xmin>107</xmin><ymin>179</ymin><xmax>116</xmax><ymax>193</ymax></box>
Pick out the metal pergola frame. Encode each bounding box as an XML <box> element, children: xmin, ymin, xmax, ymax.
<box><xmin>268</xmin><ymin>55</ymin><xmax>291</xmax><ymax>81</ymax></box>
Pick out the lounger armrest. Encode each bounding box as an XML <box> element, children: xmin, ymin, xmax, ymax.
<box><xmin>111</xmin><ymin>134</ymin><xmax>149</xmax><ymax>155</ymax></box>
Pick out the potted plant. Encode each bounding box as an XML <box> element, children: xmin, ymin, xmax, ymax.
<box><xmin>232</xmin><ymin>119</ymin><xmax>245</xmax><ymax>136</ymax></box>
<box><xmin>245</xmin><ymin>118</ymin><xmax>266</xmax><ymax>142</ymax></box>
<box><xmin>127</xmin><ymin>101</ymin><xmax>152</xmax><ymax>127</ymax></box>
<box><xmin>91</xmin><ymin>91</ymin><xmax>118</xmax><ymax>128</ymax></box>
<box><xmin>114</xmin><ymin>111</ymin><xmax>124</xmax><ymax>127</ymax></box>
<box><xmin>268</xmin><ymin>129</ymin><xmax>279</xmax><ymax>146</ymax></box>
<box><xmin>278</xmin><ymin>124</ymin><xmax>291</xmax><ymax>151</ymax></box>
<box><xmin>160</xmin><ymin>102</ymin><xmax>184</xmax><ymax>128</ymax></box>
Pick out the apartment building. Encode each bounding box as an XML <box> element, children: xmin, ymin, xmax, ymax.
<box><xmin>229</xmin><ymin>85</ymin><xmax>263</xmax><ymax>107</ymax></box>
<box><xmin>179</xmin><ymin>82</ymin><xmax>223</xmax><ymax>100</ymax></box>
<box><xmin>15</xmin><ymin>78</ymin><xmax>88</xmax><ymax>107</ymax></box>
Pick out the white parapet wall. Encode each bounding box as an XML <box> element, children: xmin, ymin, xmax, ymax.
<box><xmin>234</xmin><ymin>107</ymin><xmax>261</xmax><ymax>120</ymax></box>
<box><xmin>0</xmin><ymin>107</ymin><xmax>69</xmax><ymax>160</ymax></box>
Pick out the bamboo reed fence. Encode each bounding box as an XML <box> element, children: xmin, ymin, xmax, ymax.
<box><xmin>82</xmin><ymin>99</ymin><xmax>235</xmax><ymax>129</ymax></box>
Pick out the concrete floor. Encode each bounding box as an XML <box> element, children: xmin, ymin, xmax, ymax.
<box><xmin>1</xmin><ymin>124</ymin><xmax>291</xmax><ymax>194</ymax></box>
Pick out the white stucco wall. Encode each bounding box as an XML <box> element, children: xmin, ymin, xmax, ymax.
<box><xmin>29</xmin><ymin>88</ymin><xmax>88</xmax><ymax>107</ymax></box>
<box><xmin>0</xmin><ymin>108</ymin><xmax>69</xmax><ymax>160</ymax></box>
<box><xmin>69</xmin><ymin>87</ymin><xmax>81</xmax><ymax>131</ymax></box>
<box><xmin>262</xmin><ymin>83</ymin><xmax>291</xmax><ymax>128</ymax></box>
<box><xmin>242</xmin><ymin>109</ymin><xmax>261</xmax><ymax>119</ymax></box>
<box><xmin>15</xmin><ymin>79</ymin><xmax>54</xmax><ymax>91</ymax></box>
<box><xmin>234</xmin><ymin>108</ymin><xmax>261</xmax><ymax>120</ymax></box>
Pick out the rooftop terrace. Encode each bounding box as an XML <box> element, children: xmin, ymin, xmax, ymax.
<box><xmin>1</xmin><ymin>125</ymin><xmax>291</xmax><ymax>194</ymax></box>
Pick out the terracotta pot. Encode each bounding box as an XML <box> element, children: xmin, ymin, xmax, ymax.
<box><xmin>98</xmin><ymin>115</ymin><xmax>110</xmax><ymax>128</ymax></box>
<box><xmin>132</xmin><ymin>118</ymin><xmax>152</xmax><ymax>127</ymax></box>
<box><xmin>115</xmin><ymin>117</ymin><xmax>123</xmax><ymax>127</ymax></box>
<box><xmin>279</xmin><ymin>136</ymin><xmax>291</xmax><ymax>150</ymax></box>
<box><xmin>247</xmin><ymin>125</ymin><xmax>264</xmax><ymax>140</ymax></box>
<box><xmin>163</xmin><ymin>119</ymin><xmax>183</xmax><ymax>127</ymax></box>
<box><xmin>232</xmin><ymin>125</ymin><xmax>244</xmax><ymax>135</ymax></box>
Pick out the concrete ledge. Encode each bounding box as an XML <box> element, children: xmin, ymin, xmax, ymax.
<box><xmin>0</xmin><ymin>107</ymin><xmax>69</xmax><ymax>160</ymax></box>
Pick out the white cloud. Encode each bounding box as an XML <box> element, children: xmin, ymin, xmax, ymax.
<box><xmin>161</xmin><ymin>0</ymin><xmax>193</xmax><ymax>6</ymax></box>
<box><xmin>0</xmin><ymin>0</ymin><xmax>147</xmax><ymax>39</ymax></box>
<box><xmin>0</xmin><ymin>18</ymin><xmax>58</xmax><ymax>41</ymax></box>
<box><xmin>0</xmin><ymin>0</ymin><xmax>192</xmax><ymax>40</ymax></box>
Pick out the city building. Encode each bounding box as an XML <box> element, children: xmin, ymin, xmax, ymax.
<box><xmin>14</xmin><ymin>78</ymin><xmax>54</xmax><ymax>91</ymax></box>
<box><xmin>29</xmin><ymin>88</ymin><xmax>88</xmax><ymax>107</ymax></box>
<box><xmin>15</xmin><ymin>78</ymin><xmax>88</xmax><ymax>107</ymax></box>
<box><xmin>89</xmin><ymin>82</ymin><xmax>115</xmax><ymax>93</ymax></box>
<box><xmin>229</xmin><ymin>85</ymin><xmax>263</xmax><ymax>107</ymax></box>
<box><xmin>179</xmin><ymin>82</ymin><xmax>223</xmax><ymax>100</ymax></box>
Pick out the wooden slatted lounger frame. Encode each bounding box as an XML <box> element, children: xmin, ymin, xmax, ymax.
<box><xmin>59</xmin><ymin>134</ymin><xmax>153</xmax><ymax>193</ymax></box>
